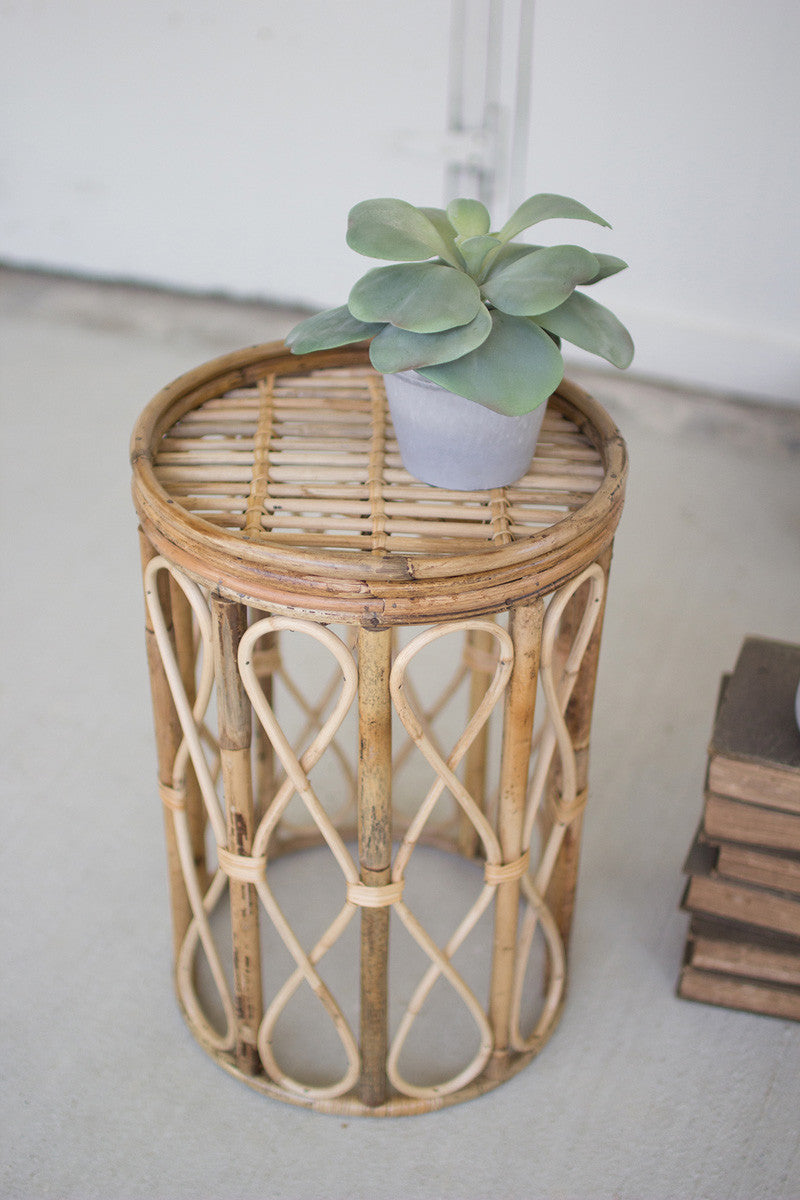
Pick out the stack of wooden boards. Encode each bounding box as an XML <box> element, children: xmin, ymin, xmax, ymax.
<box><xmin>678</xmin><ymin>637</ymin><xmax>800</xmax><ymax>1020</ymax></box>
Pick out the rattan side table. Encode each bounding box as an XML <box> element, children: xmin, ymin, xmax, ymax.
<box><xmin>131</xmin><ymin>341</ymin><xmax>628</xmax><ymax>1116</ymax></box>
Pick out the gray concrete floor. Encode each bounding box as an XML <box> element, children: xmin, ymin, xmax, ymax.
<box><xmin>1</xmin><ymin>266</ymin><xmax>799</xmax><ymax>1199</ymax></box>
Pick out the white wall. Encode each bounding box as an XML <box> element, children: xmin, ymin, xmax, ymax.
<box><xmin>2</xmin><ymin>1</ymin><xmax>799</xmax><ymax>403</ymax></box>
<box><xmin>0</xmin><ymin>2</ymin><xmax>450</xmax><ymax>301</ymax></box>
<box><xmin>524</xmin><ymin>1</ymin><xmax>800</xmax><ymax>403</ymax></box>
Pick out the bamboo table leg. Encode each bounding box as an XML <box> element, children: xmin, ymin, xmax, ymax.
<box><xmin>211</xmin><ymin>596</ymin><xmax>263</xmax><ymax>1074</ymax></box>
<box><xmin>357</xmin><ymin>626</ymin><xmax>393</xmax><ymax>1106</ymax></box>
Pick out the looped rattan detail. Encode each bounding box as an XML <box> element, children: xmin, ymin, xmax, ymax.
<box><xmin>484</xmin><ymin>849</ymin><xmax>531</xmax><ymax>885</ymax></box>
<box><xmin>134</xmin><ymin>345</ymin><xmax>626</xmax><ymax>1116</ymax></box>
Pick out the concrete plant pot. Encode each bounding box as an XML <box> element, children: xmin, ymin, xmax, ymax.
<box><xmin>383</xmin><ymin>370</ymin><xmax>547</xmax><ymax>491</ymax></box>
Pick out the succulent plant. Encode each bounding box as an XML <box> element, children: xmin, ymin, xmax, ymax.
<box><xmin>286</xmin><ymin>193</ymin><xmax>634</xmax><ymax>416</ymax></box>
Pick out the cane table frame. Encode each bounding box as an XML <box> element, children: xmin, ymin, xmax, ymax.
<box><xmin>132</xmin><ymin>341</ymin><xmax>627</xmax><ymax>1115</ymax></box>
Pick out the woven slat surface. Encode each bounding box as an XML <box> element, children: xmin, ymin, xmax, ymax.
<box><xmin>152</xmin><ymin>367</ymin><xmax>604</xmax><ymax>558</ymax></box>
<box><xmin>132</xmin><ymin>343</ymin><xmax>628</xmax><ymax>620</ymax></box>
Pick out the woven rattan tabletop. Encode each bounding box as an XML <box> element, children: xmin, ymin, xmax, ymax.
<box><xmin>131</xmin><ymin>342</ymin><xmax>628</xmax><ymax>625</ymax></box>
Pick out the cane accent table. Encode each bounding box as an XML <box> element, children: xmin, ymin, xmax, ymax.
<box><xmin>131</xmin><ymin>341</ymin><xmax>628</xmax><ymax>1116</ymax></box>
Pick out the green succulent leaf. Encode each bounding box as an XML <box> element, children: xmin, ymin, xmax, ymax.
<box><xmin>533</xmin><ymin>291</ymin><xmax>634</xmax><ymax>369</ymax></box>
<box><xmin>417</xmin><ymin>207</ymin><xmax>464</xmax><ymax>267</ymax></box>
<box><xmin>498</xmin><ymin>193</ymin><xmax>611</xmax><ymax>243</ymax></box>
<box><xmin>447</xmin><ymin>198</ymin><xmax>491</xmax><ymax>238</ymax></box>
<box><xmin>290</xmin><ymin>191</ymin><xmax>631</xmax><ymax>377</ymax></box>
<box><xmin>418</xmin><ymin>310</ymin><xmax>564</xmax><ymax>416</ymax></box>
<box><xmin>481</xmin><ymin>245</ymin><xmax>600</xmax><ymax>317</ymax></box>
<box><xmin>347</xmin><ymin>198</ymin><xmax>457</xmax><ymax>264</ymax></box>
<box><xmin>458</xmin><ymin>235</ymin><xmax>502</xmax><ymax>278</ymax></box>
<box><xmin>585</xmin><ymin>253</ymin><xmax>629</xmax><ymax>283</ymax></box>
<box><xmin>484</xmin><ymin>242</ymin><xmax>542</xmax><ymax>269</ymax></box>
<box><xmin>479</xmin><ymin>241</ymin><xmax>541</xmax><ymax>281</ymax></box>
<box><xmin>285</xmin><ymin>305</ymin><xmax>384</xmax><ymax>354</ymax></box>
<box><xmin>348</xmin><ymin>262</ymin><xmax>481</xmax><ymax>333</ymax></box>
<box><xmin>369</xmin><ymin>305</ymin><xmax>492</xmax><ymax>373</ymax></box>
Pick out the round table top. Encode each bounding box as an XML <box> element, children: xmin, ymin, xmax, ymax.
<box><xmin>131</xmin><ymin>342</ymin><xmax>628</xmax><ymax>625</ymax></box>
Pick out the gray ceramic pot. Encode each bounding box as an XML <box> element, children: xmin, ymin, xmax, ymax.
<box><xmin>383</xmin><ymin>370</ymin><xmax>547</xmax><ymax>491</ymax></box>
